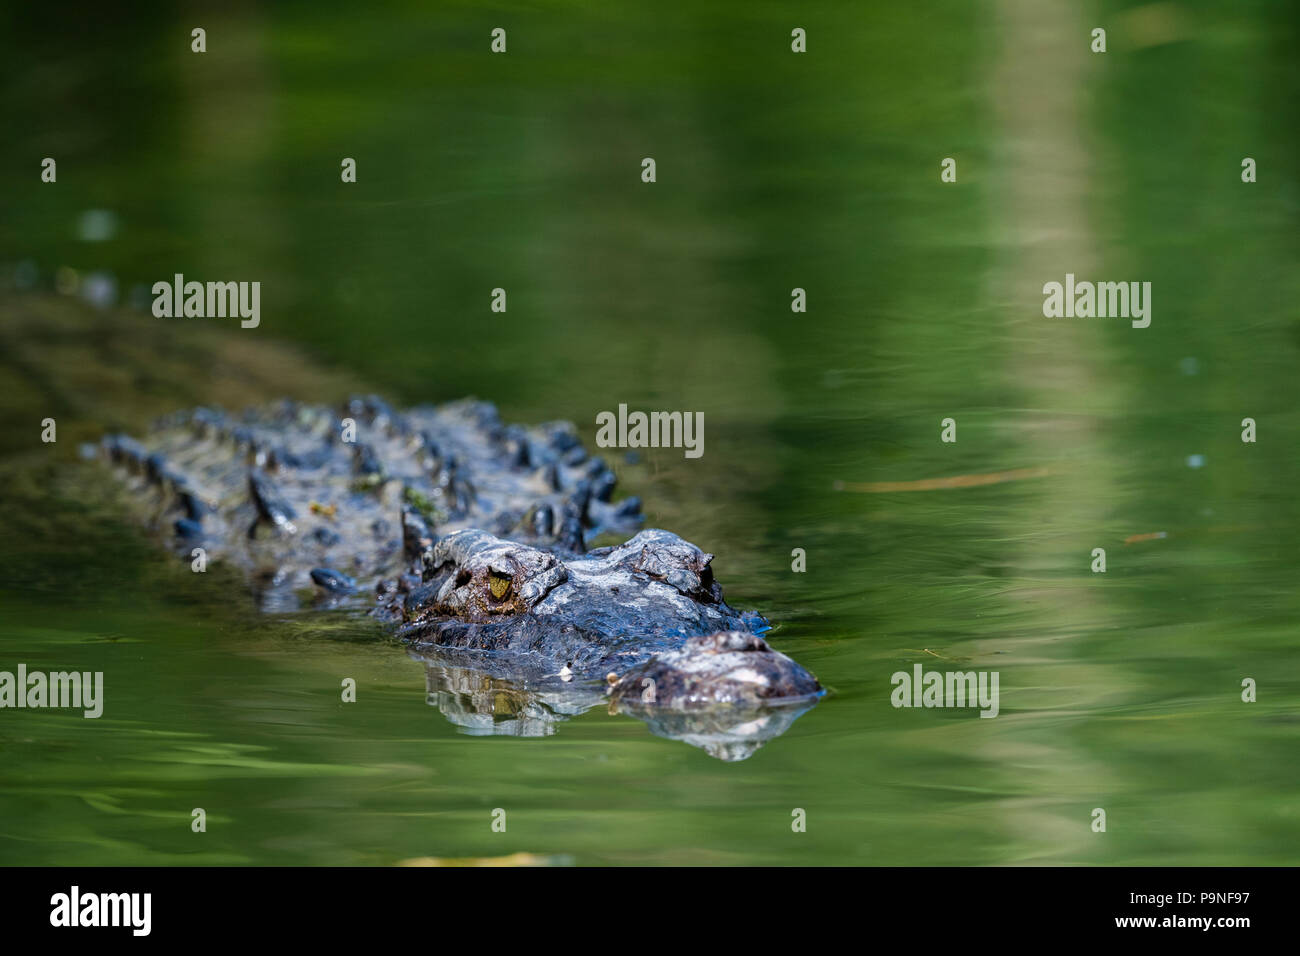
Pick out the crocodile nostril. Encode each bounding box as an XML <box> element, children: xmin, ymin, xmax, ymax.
<box><xmin>455</xmin><ymin>569</ymin><xmax>471</xmax><ymax>588</ymax></box>
<box><xmin>488</xmin><ymin>569</ymin><xmax>513</xmax><ymax>601</ymax></box>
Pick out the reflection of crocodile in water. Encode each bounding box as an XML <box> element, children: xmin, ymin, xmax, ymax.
<box><xmin>98</xmin><ymin>395</ymin><xmax>822</xmax><ymax>760</ymax></box>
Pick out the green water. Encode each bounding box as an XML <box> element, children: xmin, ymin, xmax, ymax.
<box><xmin>1</xmin><ymin>1</ymin><xmax>1297</xmax><ymax>865</ymax></box>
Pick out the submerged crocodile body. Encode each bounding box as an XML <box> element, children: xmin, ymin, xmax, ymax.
<box><xmin>98</xmin><ymin>396</ymin><xmax>822</xmax><ymax>759</ymax></box>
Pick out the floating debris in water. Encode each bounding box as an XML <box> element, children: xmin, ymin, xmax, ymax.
<box><xmin>1186</xmin><ymin>454</ymin><xmax>1206</xmax><ymax>469</ymax></box>
<box><xmin>1124</xmin><ymin>531</ymin><xmax>1168</xmax><ymax>545</ymax></box>
<box><xmin>834</xmin><ymin>466</ymin><xmax>1054</xmax><ymax>493</ymax></box>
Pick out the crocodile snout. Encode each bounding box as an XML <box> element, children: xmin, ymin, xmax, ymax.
<box><xmin>608</xmin><ymin>631</ymin><xmax>823</xmax><ymax>709</ymax></box>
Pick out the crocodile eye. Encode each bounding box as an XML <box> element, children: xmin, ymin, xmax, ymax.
<box><xmin>488</xmin><ymin>569</ymin><xmax>512</xmax><ymax>601</ymax></box>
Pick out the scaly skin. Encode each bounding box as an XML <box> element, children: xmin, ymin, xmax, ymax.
<box><xmin>99</xmin><ymin>396</ymin><xmax>822</xmax><ymax>759</ymax></box>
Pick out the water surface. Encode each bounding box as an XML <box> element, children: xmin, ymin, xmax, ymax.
<box><xmin>0</xmin><ymin>0</ymin><xmax>1297</xmax><ymax>865</ymax></box>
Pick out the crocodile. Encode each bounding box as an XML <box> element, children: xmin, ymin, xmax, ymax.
<box><xmin>97</xmin><ymin>395</ymin><xmax>823</xmax><ymax>760</ymax></box>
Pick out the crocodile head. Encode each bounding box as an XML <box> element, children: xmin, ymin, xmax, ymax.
<box><xmin>393</xmin><ymin>527</ymin><xmax>822</xmax><ymax>715</ymax></box>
